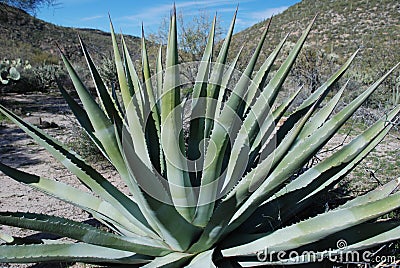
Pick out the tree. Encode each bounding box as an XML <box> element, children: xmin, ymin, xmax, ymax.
<box><xmin>0</xmin><ymin>0</ymin><xmax>57</xmax><ymax>14</ymax></box>
<box><xmin>148</xmin><ymin>9</ymin><xmax>224</xmax><ymax>61</ymax></box>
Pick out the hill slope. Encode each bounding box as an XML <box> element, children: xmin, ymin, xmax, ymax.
<box><xmin>0</xmin><ymin>3</ymin><xmax>142</xmax><ymax>65</ymax></box>
<box><xmin>230</xmin><ymin>0</ymin><xmax>399</xmax><ymax>105</ymax></box>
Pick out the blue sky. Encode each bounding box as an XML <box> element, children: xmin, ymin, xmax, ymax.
<box><xmin>37</xmin><ymin>0</ymin><xmax>301</xmax><ymax>37</ymax></box>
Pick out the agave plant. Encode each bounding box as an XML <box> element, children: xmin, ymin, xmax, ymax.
<box><xmin>0</xmin><ymin>7</ymin><xmax>399</xmax><ymax>267</ymax></box>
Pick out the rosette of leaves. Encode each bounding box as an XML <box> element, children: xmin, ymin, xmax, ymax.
<box><xmin>0</xmin><ymin>7</ymin><xmax>399</xmax><ymax>267</ymax></box>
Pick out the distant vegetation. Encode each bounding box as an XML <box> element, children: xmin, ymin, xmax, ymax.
<box><xmin>230</xmin><ymin>0</ymin><xmax>399</xmax><ymax>108</ymax></box>
<box><xmin>0</xmin><ymin>0</ymin><xmax>399</xmax><ymax>106</ymax></box>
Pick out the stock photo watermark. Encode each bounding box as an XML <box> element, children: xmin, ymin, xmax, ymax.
<box><xmin>256</xmin><ymin>239</ymin><xmax>398</xmax><ymax>266</ymax></box>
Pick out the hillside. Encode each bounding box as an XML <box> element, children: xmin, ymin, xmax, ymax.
<box><xmin>0</xmin><ymin>0</ymin><xmax>399</xmax><ymax>105</ymax></box>
<box><xmin>0</xmin><ymin>3</ymin><xmax>142</xmax><ymax>65</ymax></box>
<box><xmin>230</xmin><ymin>0</ymin><xmax>399</xmax><ymax>106</ymax></box>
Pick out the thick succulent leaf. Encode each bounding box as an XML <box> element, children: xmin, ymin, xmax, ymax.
<box><xmin>219</xmin><ymin>33</ymin><xmax>291</xmax><ymax>192</ymax></box>
<box><xmin>215</xmin><ymin>46</ymin><xmax>243</xmax><ymax>117</ymax></box>
<box><xmin>78</xmin><ymin>35</ymin><xmax>122</xmax><ymax>129</ymax></box>
<box><xmin>161</xmin><ymin>7</ymin><xmax>194</xmax><ymax>220</ymax></box>
<box><xmin>0</xmin><ymin>104</ymin><xmax>154</xmax><ymax>238</ymax></box>
<box><xmin>143</xmin><ymin>252</ymin><xmax>193</xmax><ymax>268</ymax></box>
<box><xmin>141</xmin><ymin>27</ymin><xmax>164</xmax><ymax>174</ymax></box>
<box><xmin>109</xmin><ymin>19</ymin><xmax>136</xmax><ymax>114</ymax></box>
<box><xmin>188</xmin><ymin>99</ymin><xmax>318</xmax><ymax>253</ymax></box>
<box><xmin>156</xmin><ymin>45</ymin><xmax>163</xmax><ymax>104</ymax></box>
<box><xmin>121</xmin><ymin>34</ymin><xmax>146</xmax><ymax>121</ymax></box>
<box><xmin>226</xmin><ymin>100</ymin><xmax>320</xmax><ymax>229</ymax></box>
<box><xmin>240</xmin><ymin>221</ymin><xmax>400</xmax><ymax>266</ymax></box>
<box><xmin>251</xmin><ymin>86</ymin><xmax>302</xmax><ymax>160</ymax></box>
<box><xmin>222</xmin><ymin>85</ymin><xmax>301</xmax><ymax>194</ymax></box>
<box><xmin>194</xmin><ymin>15</ymin><xmax>271</xmax><ymax>227</ymax></box>
<box><xmin>299</xmin><ymin>107</ymin><xmax>400</xmax><ymax>203</ymax></box>
<box><xmin>243</xmin><ymin>165</ymin><xmax>399</xmax><ymax>235</ymax></box>
<box><xmin>57</xmin><ymin>84</ymin><xmax>102</xmax><ymax>150</ymax></box>
<box><xmin>185</xmin><ymin>249</ymin><xmax>216</xmax><ymax>267</ymax></box>
<box><xmin>339</xmin><ymin>179</ymin><xmax>400</xmax><ymax>210</ymax></box>
<box><xmin>121</xmin><ymin>128</ymin><xmax>201</xmax><ymax>252</ymax></box>
<box><xmin>0</xmin><ymin>162</ymin><xmax>150</xmax><ymax>236</ymax></box>
<box><xmin>203</xmin><ymin>9</ymin><xmax>238</xmax><ymax>140</ymax></box>
<box><xmin>187</xmin><ymin>14</ymin><xmax>215</xmax><ymax>172</ymax></box>
<box><xmin>59</xmin><ymin>48</ymin><xmax>127</xmax><ymax>176</ymax></box>
<box><xmin>230</xmin><ymin>63</ymin><xmax>399</xmax><ymax>230</ymax></box>
<box><xmin>222</xmin><ymin>191</ymin><xmax>400</xmax><ymax>257</ymax></box>
<box><xmin>259</xmin><ymin>17</ymin><xmax>316</xmax><ymax>111</ymax></box>
<box><xmin>272</xmin><ymin>104</ymin><xmax>399</xmax><ymax>204</ymax></box>
<box><xmin>0</xmin><ymin>243</ymin><xmax>150</xmax><ymax>264</ymax></box>
<box><xmin>275</xmin><ymin>50</ymin><xmax>358</xmax><ymax>145</ymax></box>
<box><xmin>296</xmin><ymin>80</ymin><xmax>348</xmax><ymax>142</ymax></box>
<box><xmin>244</xmin><ymin>32</ymin><xmax>289</xmax><ymax>111</ymax></box>
<box><xmin>0</xmin><ymin>212</ymin><xmax>170</xmax><ymax>256</ymax></box>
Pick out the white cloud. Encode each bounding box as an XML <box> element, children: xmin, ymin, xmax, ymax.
<box><xmin>80</xmin><ymin>15</ymin><xmax>104</xmax><ymax>21</ymax></box>
<box><xmin>120</xmin><ymin>0</ymin><xmax>252</xmax><ymax>26</ymax></box>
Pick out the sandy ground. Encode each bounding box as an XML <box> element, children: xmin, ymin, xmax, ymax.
<box><xmin>0</xmin><ymin>93</ymin><xmax>122</xmax><ymax>267</ymax></box>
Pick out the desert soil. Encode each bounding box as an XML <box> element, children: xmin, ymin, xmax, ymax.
<box><xmin>0</xmin><ymin>92</ymin><xmax>123</xmax><ymax>268</ymax></box>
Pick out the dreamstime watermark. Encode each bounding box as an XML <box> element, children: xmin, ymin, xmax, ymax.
<box><xmin>256</xmin><ymin>239</ymin><xmax>398</xmax><ymax>265</ymax></box>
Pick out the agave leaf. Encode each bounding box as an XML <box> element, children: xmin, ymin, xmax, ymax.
<box><xmin>244</xmin><ymin>32</ymin><xmax>289</xmax><ymax>112</ymax></box>
<box><xmin>243</xmin><ymin>164</ymin><xmax>398</xmax><ymax>234</ymax></box>
<box><xmin>203</xmin><ymin>8</ymin><xmax>238</xmax><ymax>140</ymax></box>
<box><xmin>109</xmin><ymin>18</ymin><xmax>137</xmax><ymax>114</ymax></box>
<box><xmin>161</xmin><ymin>7</ymin><xmax>194</xmax><ymax>220</ymax></box>
<box><xmin>78</xmin><ymin>35</ymin><xmax>122</xmax><ymax>130</ymax></box>
<box><xmin>194</xmin><ymin>15</ymin><xmax>271</xmax><ymax>227</ymax></box>
<box><xmin>121</xmin><ymin>34</ymin><xmax>146</xmax><ymax>121</ymax></box>
<box><xmin>0</xmin><ymin>162</ymin><xmax>151</xmax><ymax>236</ymax></box>
<box><xmin>276</xmin><ymin>105</ymin><xmax>400</xmax><ymax>203</ymax></box>
<box><xmin>59</xmin><ymin>49</ymin><xmax>128</xmax><ymax>178</ymax></box>
<box><xmin>251</xmin><ymin>86</ymin><xmax>302</xmax><ymax>161</ymax></box>
<box><xmin>226</xmin><ymin>99</ymin><xmax>321</xmax><ymax>228</ymax></box>
<box><xmin>185</xmin><ymin>249</ymin><xmax>216</xmax><ymax>267</ymax></box>
<box><xmin>222</xmin><ymin>85</ymin><xmax>301</xmax><ymax>194</ymax></box>
<box><xmin>57</xmin><ymin>83</ymin><xmax>99</xmax><ymax>147</ymax></box>
<box><xmin>143</xmin><ymin>252</ymin><xmax>193</xmax><ymax>268</ymax></box>
<box><xmin>240</xmin><ymin>221</ymin><xmax>400</xmax><ymax>266</ymax></box>
<box><xmin>230</xmin><ymin>63</ymin><xmax>399</xmax><ymax>229</ymax></box>
<box><xmin>222</xmin><ymin>191</ymin><xmax>400</xmax><ymax>257</ymax></box>
<box><xmin>0</xmin><ymin>104</ymin><xmax>155</xmax><ymax>238</ymax></box>
<box><xmin>296</xmin><ymin>80</ymin><xmax>348</xmax><ymax>142</ymax></box>
<box><xmin>156</xmin><ymin>45</ymin><xmax>163</xmax><ymax>104</ymax></box>
<box><xmin>300</xmin><ymin>220</ymin><xmax>400</xmax><ymax>253</ymax></box>
<box><xmin>275</xmin><ymin>50</ymin><xmax>358</xmax><ymax>145</ymax></box>
<box><xmin>0</xmin><ymin>243</ymin><xmax>150</xmax><ymax>264</ymax></box>
<box><xmin>121</xmin><ymin>127</ymin><xmax>201</xmax><ymax>252</ymax></box>
<box><xmin>260</xmin><ymin>16</ymin><xmax>316</xmax><ymax>111</ymax></box>
<box><xmin>339</xmin><ymin>178</ymin><xmax>400</xmax><ymax>210</ymax></box>
<box><xmin>219</xmin><ymin>33</ymin><xmax>291</xmax><ymax>192</ymax></box>
<box><xmin>141</xmin><ymin>27</ymin><xmax>164</xmax><ymax>174</ymax></box>
<box><xmin>187</xmin><ymin>14</ymin><xmax>216</xmax><ymax>175</ymax></box>
<box><xmin>0</xmin><ymin>212</ymin><xmax>170</xmax><ymax>256</ymax></box>
<box><xmin>215</xmin><ymin>46</ymin><xmax>243</xmax><ymax>117</ymax></box>
<box><xmin>189</xmin><ymin>90</ymin><xmax>319</xmax><ymax>253</ymax></box>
